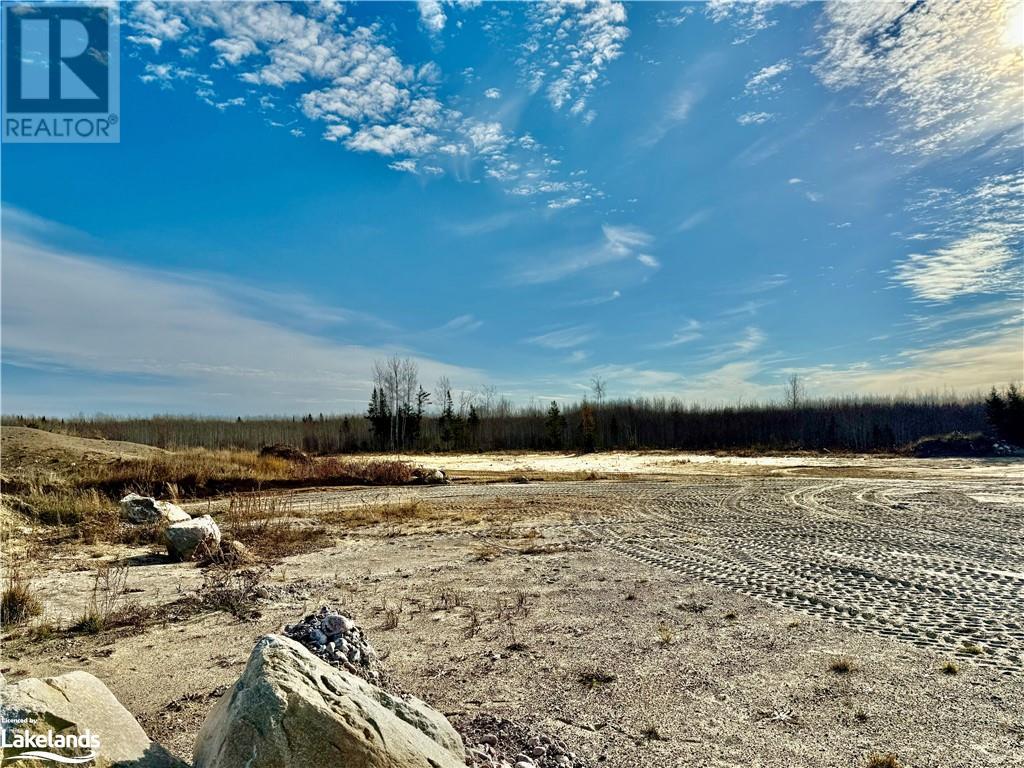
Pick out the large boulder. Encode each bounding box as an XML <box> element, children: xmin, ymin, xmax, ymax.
<box><xmin>0</xmin><ymin>670</ymin><xmax>183</xmax><ymax>767</ymax></box>
<box><xmin>194</xmin><ymin>634</ymin><xmax>465</xmax><ymax>768</ymax></box>
<box><xmin>120</xmin><ymin>493</ymin><xmax>191</xmax><ymax>526</ymax></box>
<box><xmin>164</xmin><ymin>515</ymin><xmax>220</xmax><ymax>561</ymax></box>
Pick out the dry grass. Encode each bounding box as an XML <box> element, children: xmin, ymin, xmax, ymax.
<box><xmin>72</xmin><ymin>450</ymin><xmax>416</xmax><ymax>497</ymax></box>
<box><xmin>1</xmin><ymin>568</ymin><xmax>43</xmax><ymax>626</ymax></box>
<box><xmin>195</xmin><ymin>563</ymin><xmax>271</xmax><ymax>620</ymax></box>
<box><xmin>222</xmin><ymin>494</ymin><xmax>329</xmax><ymax>559</ymax></box>
<box><xmin>71</xmin><ymin>563</ymin><xmax>152</xmax><ymax>634</ymax></box>
<box><xmin>829</xmin><ymin>657</ymin><xmax>854</xmax><ymax>674</ymax></box>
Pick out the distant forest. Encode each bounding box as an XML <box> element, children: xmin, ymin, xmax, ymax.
<box><xmin>6</xmin><ymin>370</ymin><xmax>1021</xmax><ymax>455</ymax></box>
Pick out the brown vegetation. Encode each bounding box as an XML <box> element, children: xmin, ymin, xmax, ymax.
<box><xmin>1</xmin><ymin>568</ymin><xmax>42</xmax><ymax>625</ymax></box>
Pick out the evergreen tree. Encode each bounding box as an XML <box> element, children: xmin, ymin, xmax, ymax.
<box><xmin>545</xmin><ymin>400</ymin><xmax>566</xmax><ymax>448</ymax></box>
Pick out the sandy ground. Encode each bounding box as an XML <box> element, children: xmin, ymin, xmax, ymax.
<box><xmin>3</xmin><ymin>453</ymin><xmax>1024</xmax><ymax>767</ymax></box>
<box><xmin>393</xmin><ymin>449</ymin><xmax>1024</xmax><ymax>483</ymax></box>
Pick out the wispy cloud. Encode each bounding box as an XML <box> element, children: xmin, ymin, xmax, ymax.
<box><xmin>892</xmin><ymin>230</ymin><xmax>1020</xmax><ymax>302</ymax></box>
<box><xmin>676</xmin><ymin>208</ymin><xmax>712</xmax><ymax>232</ymax></box>
<box><xmin>1</xmin><ymin>210</ymin><xmax>477</xmax><ymax>413</ymax></box>
<box><xmin>814</xmin><ymin>0</ymin><xmax>1023</xmax><ymax>157</ymax></box>
<box><xmin>892</xmin><ymin>171</ymin><xmax>1023</xmax><ymax>302</ymax></box>
<box><xmin>524</xmin><ymin>325</ymin><xmax>594</xmax><ymax>350</ymax></box>
<box><xmin>571</xmin><ymin>290</ymin><xmax>622</xmax><ymax>307</ymax></box>
<box><xmin>513</xmin><ymin>224</ymin><xmax>655</xmax><ymax>284</ymax></box>
<box><xmin>650</xmin><ymin>320</ymin><xmax>702</xmax><ymax>349</ymax></box>
<box><xmin>744</xmin><ymin>59</ymin><xmax>791</xmax><ymax>94</ymax></box>
<box><xmin>436</xmin><ymin>314</ymin><xmax>484</xmax><ymax>334</ymax></box>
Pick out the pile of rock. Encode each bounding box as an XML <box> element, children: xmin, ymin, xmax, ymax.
<box><xmin>283</xmin><ymin>606</ymin><xmax>385</xmax><ymax>687</ymax></box>
<box><xmin>462</xmin><ymin>714</ymin><xmax>586</xmax><ymax>768</ymax></box>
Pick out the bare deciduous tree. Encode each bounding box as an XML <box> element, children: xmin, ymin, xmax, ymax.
<box><xmin>784</xmin><ymin>373</ymin><xmax>805</xmax><ymax>410</ymax></box>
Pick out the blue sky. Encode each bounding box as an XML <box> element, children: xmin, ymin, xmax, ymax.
<box><xmin>2</xmin><ymin>0</ymin><xmax>1022</xmax><ymax>415</ymax></box>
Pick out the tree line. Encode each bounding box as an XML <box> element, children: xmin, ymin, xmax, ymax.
<box><xmin>5</xmin><ymin>358</ymin><xmax>1018</xmax><ymax>454</ymax></box>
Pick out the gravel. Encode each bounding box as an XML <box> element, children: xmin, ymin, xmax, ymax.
<box><xmin>460</xmin><ymin>713</ymin><xmax>589</xmax><ymax>768</ymax></box>
<box><xmin>283</xmin><ymin>606</ymin><xmax>387</xmax><ymax>687</ymax></box>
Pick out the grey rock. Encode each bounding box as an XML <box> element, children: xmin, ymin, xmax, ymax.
<box><xmin>163</xmin><ymin>514</ymin><xmax>220</xmax><ymax>561</ymax></box>
<box><xmin>193</xmin><ymin>634</ymin><xmax>465</xmax><ymax>768</ymax></box>
<box><xmin>119</xmin><ymin>493</ymin><xmax>190</xmax><ymax>526</ymax></box>
<box><xmin>0</xmin><ymin>670</ymin><xmax>183</xmax><ymax>767</ymax></box>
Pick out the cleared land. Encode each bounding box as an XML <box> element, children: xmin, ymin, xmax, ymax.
<box><xmin>2</xmin><ymin>433</ymin><xmax>1022</xmax><ymax>767</ymax></box>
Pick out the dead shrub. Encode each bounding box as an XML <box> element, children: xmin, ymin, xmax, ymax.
<box><xmin>223</xmin><ymin>494</ymin><xmax>329</xmax><ymax>559</ymax></box>
<box><xmin>1</xmin><ymin>568</ymin><xmax>43</xmax><ymax>625</ymax></box>
<box><xmin>71</xmin><ymin>563</ymin><xmax>148</xmax><ymax>634</ymax></box>
<box><xmin>196</xmin><ymin>563</ymin><xmax>270</xmax><ymax>620</ymax></box>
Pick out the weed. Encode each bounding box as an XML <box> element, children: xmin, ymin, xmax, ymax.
<box><xmin>829</xmin><ymin>657</ymin><xmax>854</xmax><ymax>675</ymax></box>
<box><xmin>656</xmin><ymin>621</ymin><xmax>676</xmax><ymax>647</ymax></box>
<box><xmin>961</xmin><ymin>641</ymin><xmax>984</xmax><ymax>656</ymax></box>
<box><xmin>640</xmin><ymin>724</ymin><xmax>667</xmax><ymax>742</ymax></box>
<box><xmin>72</xmin><ymin>563</ymin><xmax>131</xmax><ymax>634</ymax></box>
<box><xmin>854</xmin><ymin>710</ymin><xmax>869</xmax><ymax>723</ymax></box>
<box><xmin>196</xmin><ymin>563</ymin><xmax>270</xmax><ymax>620</ymax></box>
<box><xmin>434</xmin><ymin>587</ymin><xmax>464</xmax><ymax>611</ymax></box>
<box><xmin>941</xmin><ymin>661</ymin><xmax>959</xmax><ymax>675</ymax></box>
<box><xmin>464</xmin><ymin>605</ymin><xmax>481</xmax><ymax>638</ymax></box>
<box><xmin>381</xmin><ymin>608</ymin><xmax>399</xmax><ymax>630</ymax></box>
<box><xmin>224</xmin><ymin>494</ymin><xmax>328</xmax><ymax>559</ymax></box>
<box><xmin>578</xmin><ymin>667</ymin><xmax>616</xmax><ymax>688</ymax></box>
<box><xmin>1</xmin><ymin>568</ymin><xmax>42</xmax><ymax>625</ymax></box>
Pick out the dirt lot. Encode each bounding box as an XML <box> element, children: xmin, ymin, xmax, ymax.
<box><xmin>3</xmin><ymin>451</ymin><xmax>1023</xmax><ymax>767</ymax></box>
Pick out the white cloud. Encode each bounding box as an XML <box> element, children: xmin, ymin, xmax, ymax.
<box><xmin>676</xmin><ymin>209</ymin><xmax>711</xmax><ymax>232</ymax></box>
<box><xmin>893</xmin><ymin>230</ymin><xmax>1020</xmax><ymax>302</ymax></box>
<box><xmin>651</xmin><ymin>320</ymin><xmax>702</xmax><ymax>349</ymax></box>
<box><xmin>1</xmin><ymin>211</ymin><xmax>477</xmax><ymax>413</ymax></box>
<box><xmin>484</xmin><ymin>87</ymin><xmax>502</xmax><ymax>99</ymax></box>
<box><xmin>814</xmin><ymin>0</ymin><xmax>1023</xmax><ymax>157</ymax></box>
<box><xmin>126</xmin><ymin>1</ymin><xmax>586</xmax><ymax>201</ymax></box>
<box><xmin>571</xmin><ymin>290</ymin><xmax>621</xmax><ymax>307</ymax></box>
<box><xmin>548</xmin><ymin>197</ymin><xmax>582</xmax><ymax>210</ymax></box>
<box><xmin>437</xmin><ymin>314</ymin><xmax>483</xmax><ymax>333</ymax></box>
<box><xmin>525</xmin><ymin>326</ymin><xmax>594</xmax><ymax>350</ymax></box>
<box><xmin>521</xmin><ymin>1</ymin><xmax>630</xmax><ymax>119</ymax></box>
<box><xmin>512</xmin><ymin>224</ymin><xmax>655</xmax><ymax>284</ymax></box>
<box><xmin>706</xmin><ymin>0</ymin><xmax>784</xmax><ymax>44</ymax></box>
<box><xmin>417</xmin><ymin>0</ymin><xmax>447</xmax><ymax>34</ymax></box>
<box><xmin>637</xmin><ymin>254</ymin><xmax>660</xmax><ymax>269</ymax></box>
<box><xmin>892</xmin><ymin>171</ymin><xmax>1023</xmax><ymax>301</ymax></box>
<box><xmin>744</xmin><ymin>59</ymin><xmax>790</xmax><ymax>94</ymax></box>
<box><xmin>737</xmin><ymin>111</ymin><xmax>773</xmax><ymax>125</ymax></box>
<box><xmin>788</xmin><ymin>177</ymin><xmax>803</xmax><ymax>184</ymax></box>
<box><xmin>793</xmin><ymin>327</ymin><xmax>1024</xmax><ymax>397</ymax></box>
